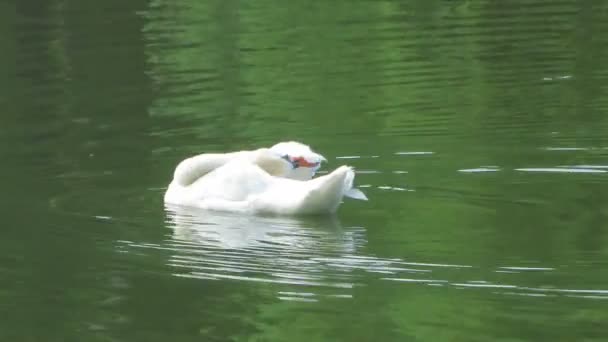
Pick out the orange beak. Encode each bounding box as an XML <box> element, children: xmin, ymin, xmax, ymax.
<box><xmin>292</xmin><ymin>156</ymin><xmax>319</xmax><ymax>168</ymax></box>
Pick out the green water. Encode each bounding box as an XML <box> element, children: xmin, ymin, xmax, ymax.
<box><xmin>3</xmin><ymin>1</ymin><xmax>608</xmax><ymax>341</ymax></box>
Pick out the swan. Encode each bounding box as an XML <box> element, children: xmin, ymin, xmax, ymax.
<box><xmin>164</xmin><ymin>141</ymin><xmax>367</xmax><ymax>215</ymax></box>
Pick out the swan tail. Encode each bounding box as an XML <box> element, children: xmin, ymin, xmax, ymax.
<box><xmin>344</xmin><ymin>188</ymin><xmax>368</xmax><ymax>201</ymax></box>
<box><xmin>298</xmin><ymin>165</ymin><xmax>364</xmax><ymax>214</ymax></box>
<box><xmin>340</xmin><ymin>166</ymin><xmax>368</xmax><ymax>201</ymax></box>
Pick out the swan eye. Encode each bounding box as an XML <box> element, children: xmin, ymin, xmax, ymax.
<box><xmin>281</xmin><ymin>155</ymin><xmax>298</xmax><ymax>169</ymax></box>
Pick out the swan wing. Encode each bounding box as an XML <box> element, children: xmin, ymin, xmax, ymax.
<box><xmin>188</xmin><ymin>160</ymin><xmax>273</xmax><ymax>202</ymax></box>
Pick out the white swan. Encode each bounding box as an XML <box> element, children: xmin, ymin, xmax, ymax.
<box><xmin>164</xmin><ymin>142</ymin><xmax>367</xmax><ymax>215</ymax></box>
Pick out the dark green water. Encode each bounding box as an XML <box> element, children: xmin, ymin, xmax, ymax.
<box><xmin>3</xmin><ymin>1</ymin><xmax>608</xmax><ymax>341</ymax></box>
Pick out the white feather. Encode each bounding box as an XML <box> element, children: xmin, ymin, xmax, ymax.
<box><xmin>164</xmin><ymin>142</ymin><xmax>367</xmax><ymax>215</ymax></box>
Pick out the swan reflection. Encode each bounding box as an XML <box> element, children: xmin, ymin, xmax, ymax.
<box><xmin>118</xmin><ymin>206</ymin><xmax>603</xmax><ymax>302</ymax></box>
<box><xmin>164</xmin><ymin>205</ymin><xmax>368</xmax><ymax>291</ymax></box>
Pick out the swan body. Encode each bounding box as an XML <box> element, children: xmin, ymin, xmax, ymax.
<box><xmin>164</xmin><ymin>142</ymin><xmax>367</xmax><ymax>215</ymax></box>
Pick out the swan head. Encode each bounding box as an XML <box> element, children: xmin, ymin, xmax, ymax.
<box><xmin>270</xmin><ymin>141</ymin><xmax>326</xmax><ymax>180</ymax></box>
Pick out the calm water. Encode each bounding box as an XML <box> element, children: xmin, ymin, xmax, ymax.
<box><xmin>3</xmin><ymin>1</ymin><xmax>608</xmax><ymax>341</ymax></box>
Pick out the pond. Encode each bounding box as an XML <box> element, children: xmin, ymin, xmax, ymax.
<box><xmin>2</xmin><ymin>1</ymin><xmax>607</xmax><ymax>341</ymax></box>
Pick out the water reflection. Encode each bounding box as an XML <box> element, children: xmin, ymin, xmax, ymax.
<box><xmin>165</xmin><ymin>204</ymin><xmax>360</xmax><ymax>252</ymax></box>
<box><xmin>159</xmin><ymin>206</ymin><xmax>461</xmax><ymax>301</ymax></box>
<box><xmin>163</xmin><ymin>205</ymin><xmax>366</xmax><ymax>298</ymax></box>
<box><xmin>117</xmin><ymin>205</ymin><xmax>608</xmax><ymax>303</ymax></box>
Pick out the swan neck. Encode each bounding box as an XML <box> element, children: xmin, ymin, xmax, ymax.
<box><xmin>173</xmin><ymin>153</ymin><xmax>235</xmax><ymax>186</ymax></box>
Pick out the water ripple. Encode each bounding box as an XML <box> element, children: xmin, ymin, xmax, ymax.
<box><xmin>115</xmin><ymin>205</ymin><xmax>608</xmax><ymax>303</ymax></box>
<box><xmin>515</xmin><ymin>168</ymin><xmax>607</xmax><ymax>174</ymax></box>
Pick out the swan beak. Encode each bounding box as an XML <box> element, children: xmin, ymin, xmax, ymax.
<box><xmin>292</xmin><ymin>156</ymin><xmax>321</xmax><ymax>169</ymax></box>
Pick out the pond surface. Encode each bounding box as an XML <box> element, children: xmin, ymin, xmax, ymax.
<box><xmin>3</xmin><ymin>1</ymin><xmax>608</xmax><ymax>341</ymax></box>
